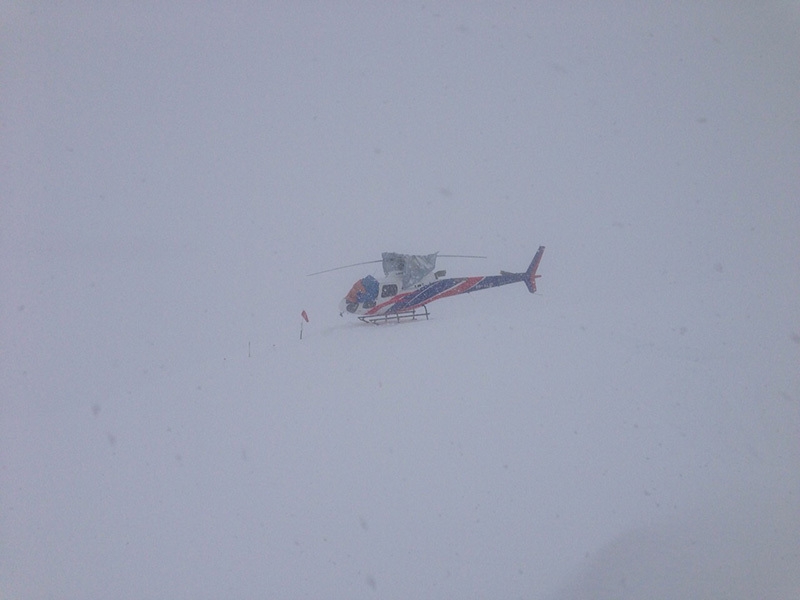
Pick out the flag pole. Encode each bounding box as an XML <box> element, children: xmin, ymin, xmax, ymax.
<box><xmin>300</xmin><ymin>310</ymin><xmax>309</xmax><ymax>339</ymax></box>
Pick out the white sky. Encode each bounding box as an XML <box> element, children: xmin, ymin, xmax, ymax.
<box><xmin>2</xmin><ymin>2</ymin><xmax>799</xmax><ymax>598</ymax></box>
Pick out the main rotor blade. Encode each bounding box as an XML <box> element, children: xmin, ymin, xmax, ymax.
<box><xmin>306</xmin><ymin>259</ymin><xmax>382</xmax><ymax>276</ymax></box>
<box><xmin>437</xmin><ymin>254</ymin><xmax>487</xmax><ymax>259</ymax></box>
<box><xmin>307</xmin><ymin>254</ymin><xmax>486</xmax><ymax>276</ymax></box>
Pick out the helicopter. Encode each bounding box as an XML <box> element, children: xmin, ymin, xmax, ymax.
<box><xmin>309</xmin><ymin>246</ymin><xmax>545</xmax><ymax>324</ymax></box>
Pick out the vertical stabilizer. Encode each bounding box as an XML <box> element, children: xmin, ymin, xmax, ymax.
<box><xmin>524</xmin><ymin>246</ymin><xmax>545</xmax><ymax>293</ymax></box>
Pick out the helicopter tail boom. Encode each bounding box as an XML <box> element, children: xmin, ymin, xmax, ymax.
<box><xmin>523</xmin><ymin>246</ymin><xmax>545</xmax><ymax>293</ymax></box>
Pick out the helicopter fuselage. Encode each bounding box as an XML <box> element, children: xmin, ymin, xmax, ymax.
<box><xmin>339</xmin><ymin>246</ymin><xmax>545</xmax><ymax>319</ymax></box>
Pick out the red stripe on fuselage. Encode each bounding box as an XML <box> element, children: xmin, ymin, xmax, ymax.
<box><xmin>364</xmin><ymin>291</ymin><xmax>415</xmax><ymax>315</ymax></box>
<box><xmin>433</xmin><ymin>277</ymin><xmax>482</xmax><ymax>301</ymax></box>
<box><xmin>399</xmin><ymin>277</ymin><xmax>483</xmax><ymax>311</ymax></box>
<box><xmin>364</xmin><ymin>277</ymin><xmax>485</xmax><ymax>315</ymax></box>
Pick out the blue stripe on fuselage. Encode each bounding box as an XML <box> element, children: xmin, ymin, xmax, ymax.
<box><xmin>389</xmin><ymin>278</ymin><xmax>467</xmax><ymax>312</ymax></box>
<box><xmin>468</xmin><ymin>273</ymin><xmax>522</xmax><ymax>291</ymax></box>
<box><xmin>390</xmin><ymin>273</ymin><xmax>524</xmax><ymax>312</ymax></box>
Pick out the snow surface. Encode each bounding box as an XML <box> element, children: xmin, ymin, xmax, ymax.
<box><xmin>2</xmin><ymin>3</ymin><xmax>799</xmax><ymax>599</ymax></box>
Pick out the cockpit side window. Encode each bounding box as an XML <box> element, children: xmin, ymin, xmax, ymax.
<box><xmin>381</xmin><ymin>284</ymin><xmax>398</xmax><ymax>298</ymax></box>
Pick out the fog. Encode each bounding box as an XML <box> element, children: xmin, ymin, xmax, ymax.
<box><xmin>2</xmin><ymin>3</ymin><xmax>798</xmax><ymax>598</ymax></box>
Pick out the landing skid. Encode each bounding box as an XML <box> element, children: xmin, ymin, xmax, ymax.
<box><xmin>358</xmin><ymin>305</ymin><xmax>430</xmax><ymax>325</ymax></box>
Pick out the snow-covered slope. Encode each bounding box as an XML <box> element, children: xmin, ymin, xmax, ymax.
<box><xmin>2</xmin><ymin>4</ymin><xmax>798</xmax><ymax>599</ymax></box>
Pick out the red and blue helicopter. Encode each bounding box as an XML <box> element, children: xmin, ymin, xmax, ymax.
<box><xmin>310</xmin><ymin>246</ymin><xmax>545</xmax><ymax>324</ymax></box>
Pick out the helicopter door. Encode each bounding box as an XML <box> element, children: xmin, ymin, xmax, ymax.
<box><xmin>380</xmin><ymin>284</ymin><xmax>398</xmax><ymax>298</ymax></box>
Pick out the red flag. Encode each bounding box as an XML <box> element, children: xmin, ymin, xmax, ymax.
<box><xmin>301</xmin><ymin>310</ymin><xmax>309</xmax><ymax>323</ymax></box>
